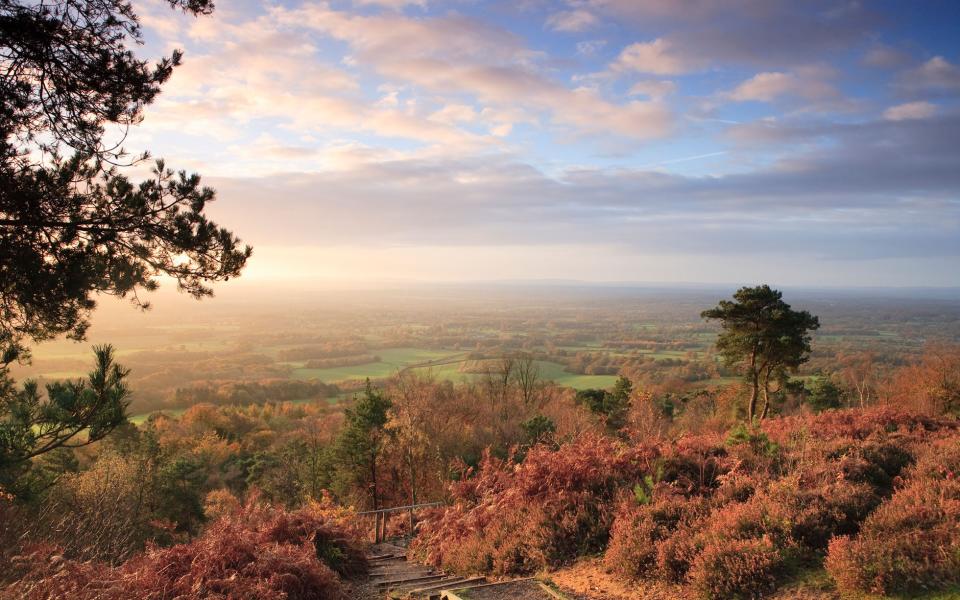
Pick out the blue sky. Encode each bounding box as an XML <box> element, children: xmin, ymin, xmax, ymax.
<box><xmin>127</xmin><ymin>0</ymin><xmax>960</xmax><ymax>286</ymax></box>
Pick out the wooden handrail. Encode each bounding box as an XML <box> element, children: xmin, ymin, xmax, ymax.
<box><xmin>357</xmin><ymin>501</ymin><xmax>444</xmax><ymax>516</ymax></box>
<box><xmin>360</xmin><ymin>501</ymin><xmax>445</xmax><ymax>543</ymax></box>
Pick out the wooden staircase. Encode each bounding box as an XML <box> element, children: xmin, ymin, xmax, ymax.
<box><xmin>365</xmin><ymin>549</ymin><xmax>560</xmax><ymax>600</ymax></box>
<box><xmin>367</xmin><ymin>550</ymin><xmax>485</xmax><ymax>599</ymax></box>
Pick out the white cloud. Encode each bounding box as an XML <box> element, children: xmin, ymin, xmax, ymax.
<box><xmin>576</xmin><ymin>39</ymin><xmax>607</xmax><ymax>57</ymax></box>
<box><xmin>275</xmin><ymin>5</ymin><xmax>672</xmax><ymax>141</ymax></box>
<box><xmin>862</xmin><ymin>44</ymin><xmax>910</xmax><ymax>68</ymax></box>
<box><xmin>898</xmin><ymin>56</ymin><xmax>960</xmax><ymax>94</ymax></box>
<box><xmin>610</xmin><ymin>39</ymin><xmax>701</xmax><ymax>75</ymax></box>
<box><xmin>721</xmin><ymin>67</ymin><xmax>846</xmax><ymax>112</ymax></box>
<box><xmin>353</xmin><ymin>0</ymin><xmax>427</xmax><ymax>9</ymax></box>
<box><xmin>428</xmin><ymin>104</ymin><xmax>479</xmax><ymax>125</ymax></box>
<box><xmin>628</xmin><ymin>80</ymin><xmax>676</xmax><ymax>100</ymax></box>
<box><xmin>545</xmin><ymin>9</ymin><xmax>599</xmax><ymax>32</ymax></box>
<box><xmin>883</xmin><ymin>101</ymin><xmax>936</xmax><ymax>121</ymax></box>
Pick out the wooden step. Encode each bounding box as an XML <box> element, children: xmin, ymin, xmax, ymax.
<box><xmin>387</xmin><ymin>576</ymin><xmax>466</xmax><ymax>593</ymax></box>
<box><xmin>369</xmin><ymin>553</ymin><xmax>403</xmax><ymax>562</ymax></box>
<box><xmin>404</xmin><ymin>576</ymin><xmax>486</xmax><ymax>598</ymax></box>
<box><xmin>376</xmin><ymin>573</ymin><xmax>448</xmax><ymax>589</ymax></box>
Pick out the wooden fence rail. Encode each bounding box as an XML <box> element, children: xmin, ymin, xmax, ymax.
<box><xmin>359</xmin><ymin>501</ymin><xmax>445</xmax><ymax>543</ymax></box>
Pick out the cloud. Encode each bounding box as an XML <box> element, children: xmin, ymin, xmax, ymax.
<box><xmin>428</xmin><ymin>104</ymin><xmax>479</xmax><ymax>125</ymax></box>
<box><xmin>590</xmin><ymin>0</ymin><xmax>876</xmax><ymax>71</ymax></box>
<box><xmin>576</xmin><ymin>39</ymin><xmax>607</xmax><ymax>56</ymax></box>
<box><xmin>726</xmin><ymin>70</ymin><xmax>836</xmax><ymax>102</ymax></box>
<box><xmin>628</xmin><ymin>80</ymin><xmax>676</xmax><ymax>100</ymax></box>
<box><xmin>546</xmin><ymin>9</ymin><xmax>599</xmax><ymax>32</ymax></box>
<box><xmin>883</xmin><ymin>101</ymin><xmax>936</xmax><ymax>121</ymax></box>
<box><xmin>898</xmin><ymin>56</ymin><xmax>960</xmax><ymax>95</ymax></box>
<box><xmin>718</xmin><ymin>66</ymin><xmax>853</xmax><ymax>112</ymax></box>
<box><xmin>862</xmin><ymin>44</ymin><xmax>910</xmax><ymax>69</ymax></box>
<box><xmin>610</xmin><ymin>39</ymin><xmax>701</xmax><ymax>75</ymax></box>
<box><xmin>275</xmin><ymin>5</ymin><xmax>673</xmax><ymax>141</ymax></box>
<box><xmin>353</xmin><ymin>0</ymin><xmax>427</xmax><ymax>9</ymax></box>
<box><xmin>207</xmin><ymin>113</ymin><xmax>960</xmax><ymax>266</ymax></box>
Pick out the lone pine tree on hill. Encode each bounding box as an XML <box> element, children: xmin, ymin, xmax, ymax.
<box><xmin>702</xmin><ymin>285</ymin><xmax>820</xmax><ymax>422</ymax></box>
<box><xmin>0</xmin><ymin>0</ymin><xmax>250</xmax><ymax>495</ymax></box>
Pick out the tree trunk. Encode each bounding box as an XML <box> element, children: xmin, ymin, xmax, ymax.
<box><xmin>759</xmin><ymin>367</ymin><xmax>771</xmax><ymax>420</ymax></box>
<box><xmin>370</xmin><ymin>453</ymin><xmax>379</xmax><ymax>511</ymax></box>
<box><xmin>409</xmin><ymin>456</ymin><xmax>417</xmax><ymax>535</ymax></box>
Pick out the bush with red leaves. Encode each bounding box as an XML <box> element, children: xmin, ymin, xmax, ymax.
<box><xmin>826</xmin><ymin>439</ymin><xmax>960</xmax><ymax>596</ymax></box>
<box><xmin>687</xmin><ymin>536</ymin><xmax>784</xmax><ymax>600</ymax></box>
<box><xmin>3</xmin><ymin>497</ymin><xmax>367</xmax><ymax>600</ymax></box>
<box><xmin>409</xmin><ymin>408</ymin><xmax>959</xmax><ymax>599</ymax></box>
<box><xmin>605</xmin><ymin>491</ymin><xmax>707</xmax><ymax>580</ymax></box>
<box><xmin>411</xmin><ymin>434</ymin><xmax>657</xmax><ymax>575</ymax></box>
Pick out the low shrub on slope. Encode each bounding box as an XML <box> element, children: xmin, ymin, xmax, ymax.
<box><xmin>410</xmin><ymin>434</ymin><xmax>657</xmax><ymax>574</ymax></box>
<box><xmin>827</xmin><ymin>438</ymin><xmax>960</xmax><ymax>596</ymax></box>
<box><xmin>3</xmin><ymin>496</ymin><xmax>367</xmax><ymax>600</ymax></box>
<box><xmin>413</xmin><ymin>409</ymin><xmax>960</xmax><ymax>599</ymax></box>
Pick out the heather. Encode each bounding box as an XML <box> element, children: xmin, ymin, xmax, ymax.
<box><xmin>413</xmin><ymin>409</ymin><xmax>960</xmax><ymax>599</ymax></box>
<box><xmin>826</xmin><ymin>438</ymin><xmax>960</xmax><ymax>596</ymax></box>
<box><xmin>2</xmin><ymin>496</ymin><xmax>367</xmax><ymax>600</ymax></box>
<box><xmin>410</xmin><ymin>434</ymin><xmax>658</xmax><ymax>574</ymax></box>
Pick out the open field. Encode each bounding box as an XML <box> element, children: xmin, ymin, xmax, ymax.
<box><xmin>290</xmin><ymin>347</ymin><xmax>466</xmax><ymax>382</ymax></box>
<box><xmin>9</xmin><ymin>285</ymin><xmax>959</xmax><ymax>416</ymax></box>
<box><xmin>408</xmin><ymin>358</ymin><xmax>619</xmax><ymax>390</ymax></box>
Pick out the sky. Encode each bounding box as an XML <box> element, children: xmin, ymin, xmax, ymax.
<box><xmin>125</xmin><ymin>0</ymin><xmax>960</xmax><ymax>287</ymax></box>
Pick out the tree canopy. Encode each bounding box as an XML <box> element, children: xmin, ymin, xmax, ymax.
<box><xmin>702</xmin><ymin>285</ymin><xmax>820</xmax><ymax>421</ymax></box>
<box><xmin>1</xmin><ymin>0</ymin><xmax>250</xmax><ymax>361</ymax></box>
<box><xmin>334</xmin><ymin>380</ymin><xmax>392</xmax><ymax>510</ymax></box>
<box><xmin>0</xmin><ymin>0</ymin><xmax>249</xmax><ymax>496</ymax></box>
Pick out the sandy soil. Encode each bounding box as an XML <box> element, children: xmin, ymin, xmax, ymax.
<box><xmin>453</xmin><ymin>580</ymin><xmax>553</xmax><ymax>599</ymax></box>
<box><xmin>547</xmin><ymin>558</ymin><xmax>684</xmax><ymax>600</ymax></box>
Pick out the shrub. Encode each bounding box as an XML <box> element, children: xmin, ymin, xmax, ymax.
<box><xmin>654</xmin><ymin>524</ymin><xmax>702</xmax><ymax>583</ymax></box>
<box><xmin>411</xmin><ymin>435</ymin><xmax>657</xmax><ymax>575</ymax></box>
<box><xmin>3</xmin><ymin>498</ymin><xmax>367</xmax><ymax>600</ymax></box>
<box><xmin>657</xmin><ymin>434</ymin><xmax>732</xmax><ymax>495</ymax></box>
<box><xmin>826</xmin><ymin>444</ymin><xmax>960</xmax><ymax>596</ymax></box>
<box><xmin>687</xmin><ymin>536</ymin><xmax>785</xmax><ymax>600</ymax></box>
<box><xmin>605</xmin><ymin>492</ymin><xmax>706</xmax><ymax>579</ymax></box>
<box><xmin>789</xmin><ymin>479</ymin><xmax>879</xmax><ymax>551</ymax></box>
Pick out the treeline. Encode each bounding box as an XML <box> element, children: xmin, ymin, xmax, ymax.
<box><xmin>161</xmin><ymin>380</ymin><xmax>341</xmax><ymax>412</ymax></box>
<box><xmin>276</xmin><ymin>341</ymin><xmax>369</xmax><ymax>361</ymax></box>
<box><xmin>303</xmin><ymin>354</ymin><xmax>380</xmax><ymax>369</ymax></box>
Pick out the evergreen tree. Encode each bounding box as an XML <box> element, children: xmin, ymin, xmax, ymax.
<box><xmin>0</xmin><ymin>0</ymin><xmax>250</xmax><ymax>495</ymax></box>
<box><xmin>0</xmin><ymin>345</ymin><xmax>130</xmax><ymax>497</ymax></box>
<box><xmin>702</xmin><ymin>285</ymin><xmax>820</xmax><ymax>421</ymax></box>
<box><xmin>575</xmin><ymin>375</ymin><xmax>633</xmax><ymax>432</ymax></box>
<box><xmin>334</xmin><ymin>380</ymin><xmax>392</xmax><ymax>509</ymax></box>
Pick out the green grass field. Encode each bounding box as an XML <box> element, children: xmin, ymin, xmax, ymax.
<box><xmin>129</xmin><ymin>407</ymin><xmax>187</xmax><ymax>425</ymax></box>
<box><xmin>290</xmin><ymin>347</ymin><xmax>466</xmax><ymax>382</ymax></box>
<box><xmin>408</xmin><ymin>358</ymin><xmax>618</xmax><ymax>390</ymax></box>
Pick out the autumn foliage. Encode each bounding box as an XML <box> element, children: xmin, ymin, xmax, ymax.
<box><xmin>3</xmin><ymin>495</ymin><xmax>367</xmax><ymax>600</ymax></box>
<box><xmin>410</xmin><ymin>434</ymin><xmax>657</xmax><ymax>574</ymax></box>
<box><xmin>826</xmin><ymin>438</ymin><xmax>960</xmax><ymax>595</ymax></box>
<box><xmin>413</xmin><ymin>408</ymin><xmax>960</xmax><ymax>599</ymax></box>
